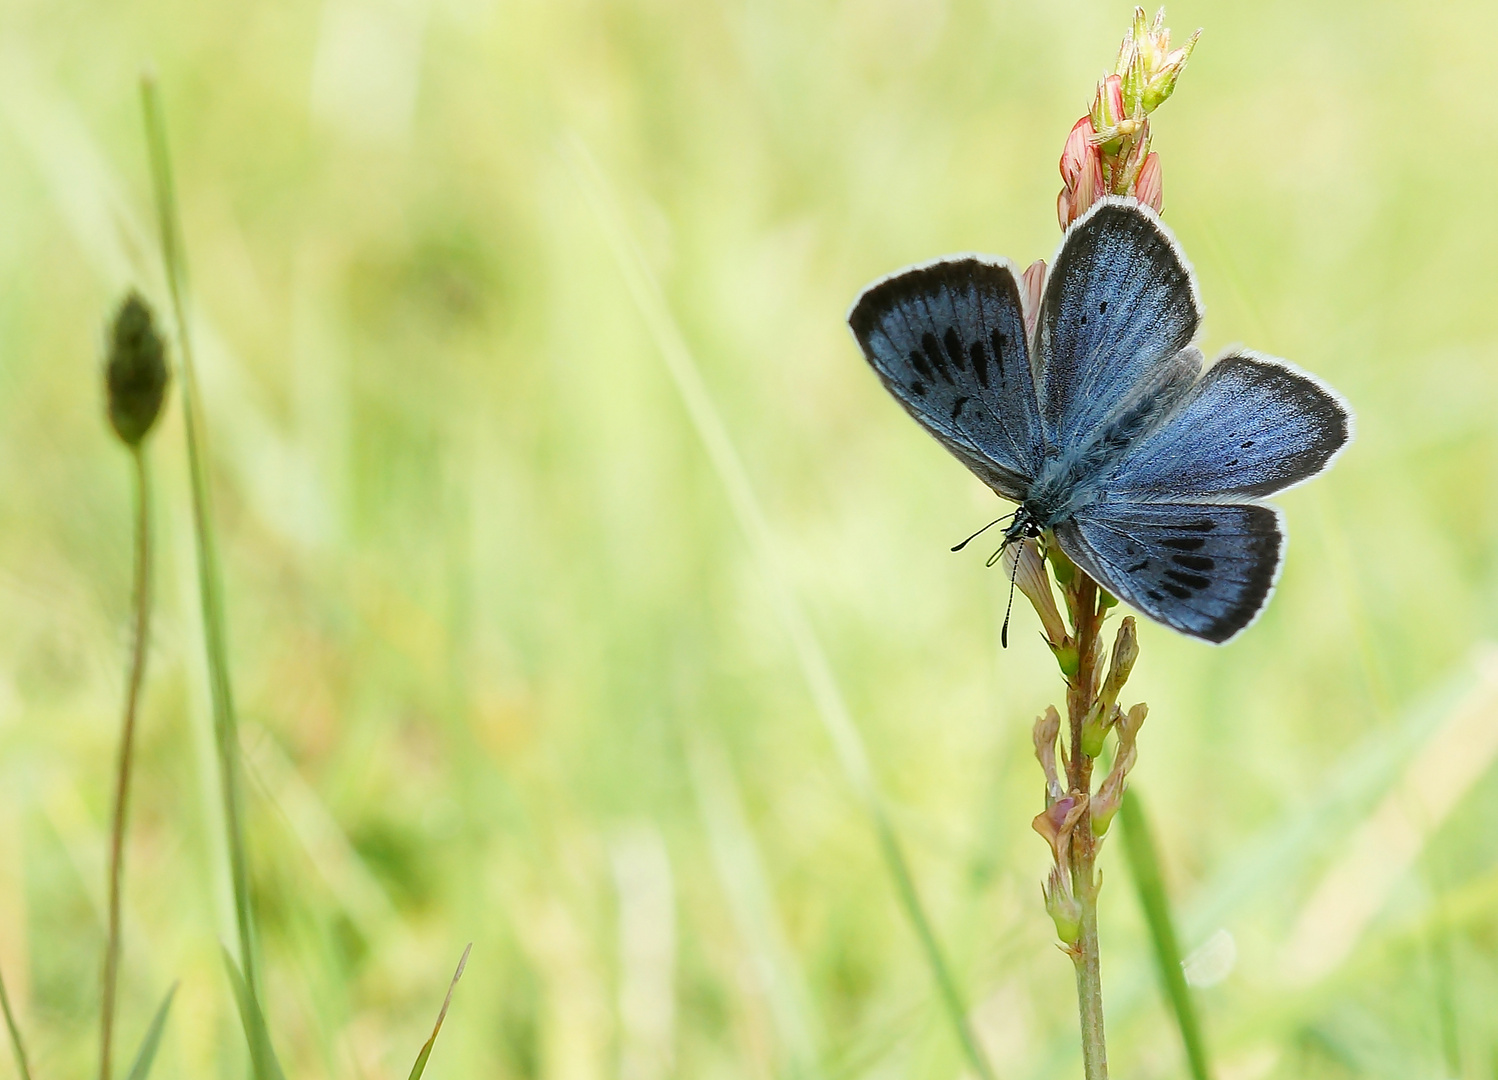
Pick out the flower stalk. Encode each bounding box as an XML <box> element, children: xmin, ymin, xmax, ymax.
<box><xmin>1024</xmin><ymin>543</ymin><xmax>1146</xmax><ymax>1080</ymax></box>
<box><xmin>1025</xmin><ymin>11</ymin><xmax>1198</xmax><ymax>1074</ymax></box>
<box><xmin>100</xmin><ymin>293</ymin><xmax>169</xmax><ymax>1080</ymax></box>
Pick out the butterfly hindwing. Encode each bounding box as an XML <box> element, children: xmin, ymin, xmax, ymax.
<box><xmin>848</xmin><ymin>256</ymin><xmax>1044</xmax><ymax>501</ymax></box>
<box><xmin>1107</xmin><ymin>351</ymin><xmax>1352</xmax><ymax>500</ymax></box>
<box><xmin>1054</xmin><ymin>500</ymin><xmax>1283</xmax><ymax>644</ymax></box>
<box><xmin>1039</xmin><ymin>199</ymin><xmax>1201</xmax><ymax>449</ymax></box>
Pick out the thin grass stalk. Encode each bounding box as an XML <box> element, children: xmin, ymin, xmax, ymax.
<box><xmin>685</xmin><ymin>732</ymin><xmax>824</xmax><ymax>1076</ymax></box>
<box><xmin>0</xmin><ymin>964</ymin><xmax>31</xmax><ymax>1080</ymax></box>
<box><xmin>1118</xmin><ymin>790</ymin><xmax>1211</xmax><ymax>1080</ymax></box>
<box><xmin>1426</xmin><ymin>869</ymin><xmax>1462</xmax><ymax>1079</ymax></box>
<box><xmin>567</xmin><ymin>137</ymin><xmax>996</xmax><ymax>1080</ymax></box>
<box><xmin>100</xmin><ymin>446</ymin><xmax>153</xmax><ymax>1080</ymax></box>
<box><xmin>869</xmin><ymin>804</ymin><xmax>996</xmax><ymax>1074</ymax></box>
<box><xmin>123</xmin><ymin>984</ymin><xmax>177</xmax><ymax>1080</ymax></box>
<box><xmin>139</xmin><ymin>73</ymin><xmax>272</xmax><ymax>1069</ymax></box>
<box><xmin>406</xmin><ymin>944</ymin><xmax>472</xmax><ymax>1080</ymax></box>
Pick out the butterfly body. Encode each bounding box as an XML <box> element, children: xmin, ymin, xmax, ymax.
<box><xmin>848</xmin><ymin>198</ymin><xmax>1351</xmax><ymax>644</ymax></box>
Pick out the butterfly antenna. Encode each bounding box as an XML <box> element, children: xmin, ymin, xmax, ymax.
<box><xmin>951</xmin><ymin>512</ymin><xmax>1014</xmax><ymax>552</ymax></box>
<box><xmin>999</xmin><ymin>540</ymin><xmax>1023</xmax><ymax>649</ymax></box>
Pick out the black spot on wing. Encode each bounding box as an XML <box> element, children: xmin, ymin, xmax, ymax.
<box><xmin>970</xmin><ymin>341</ymin><xmax>990</xmax><ymax>388</ymax></box>
<box><xmin>921</xmin><ymin>333</ymin><xmax>953</xmax><ymax>383</ymax></box>
<box><xmin>943</xmin><ymin>328</ymin><xmax>967</xmax><ymax>372</ymax></box>
<box><xmin>989</xmin><ymin>331</ymin><xmax>1007</xmax><ymax>379</ymax></box>
<box><xmin>1165</xmin><ymin>569</ymin><xmax>1211</xmax><ymax>590</ymax></box>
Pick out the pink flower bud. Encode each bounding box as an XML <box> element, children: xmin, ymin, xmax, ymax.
<box><xmin>1059</xmin><ymin>115</ymin><xmax>1095</xmax><ymax>188</ymax></box>
<box><xmin>1135</xmin><ymin>152</ymin><xmax>1163</xmax><ymax>212</ymax></box>
<box><xmin>1057</xmin><ymin>116</ymin><xmax>1104</xmax><ymax>228</ymax></box>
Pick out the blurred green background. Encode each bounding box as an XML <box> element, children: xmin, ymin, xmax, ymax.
<box><xmin>2</xmin><ymin>0</ymin><xmax>1498</xmax><ymax>1076</ymax></box>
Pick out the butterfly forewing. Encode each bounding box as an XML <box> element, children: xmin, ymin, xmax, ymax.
<box><xmin>1039</xmin><ymin>200</ymin><xmax>1201</xmax><ymax>449</ymax></box>
<box><xmin>1055</xmin><ymin>501</ymin><xmax>1283</xmax><ymax>644</ymax></box>
<box><xmin>1107</xmin><ymin>352</ymin><xmax>1352</xmax><ymax>500</ymax></box>
<box><xmin>848</xmin><ymin>256</ymin><xmax>1045</xmax><ymax>501</ymax></box>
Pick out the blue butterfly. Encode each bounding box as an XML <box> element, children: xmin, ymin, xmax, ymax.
<box><xmin>847</xmin><ymin>197</ymin><xmax>1352</xmax><ymax>644</ymax></box>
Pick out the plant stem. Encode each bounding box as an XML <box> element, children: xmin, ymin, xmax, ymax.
<box><xmin>100</xmin><ymin>446</ymin><xmax>152</xmax><ymax>1080</ymax></box>
<box><xmin>1066</xmin><ymin>575</ymin><xmax>1109</xmax><ymax>1080</ymax></box>
<box><xmin>0</xmin><ymin>962</ymin><xmax>32</xmax><ymax>1080</ymax></box>
<box><xmin>1072</xmin><ymin>870</ymin><xmax>1107</xmax><ymax>1080</ymax></box>
<box><xmin>140</xmin><ymin>73</ymin><xmax>267</xmax><ymax>1039</ymax></box>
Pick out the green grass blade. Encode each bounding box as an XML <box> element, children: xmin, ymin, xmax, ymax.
<box><xmin>140</xmin><ymin>72</ymin><xmax>271</xmax><ymax>1073</ymax></box>
<box><xmin>1119</xmin><ymin>790</ymin><xmax>1212</xmax><ymax>1080</ymax></box>
<box><xmin>685</xmin><ymin>734</ymin><xmax>825</xmax><ymax>1077</ymax></box>
<box><xmin>407</xmin><ymin>944</ymin><xmax>472</xmax><ymax>1080</ymax></box>
<box><xmin>221</xmin><ymin>948</ymin><xmax>287</xmax><ymax>1080</ymax></box>
<box><xmin>566</xmin><ymin>136</ymin><xmax>995</xmax><ymax>1080</ymax></box>
<box><xmin>0</xmin><ymin>963</ymin><xmax>33</xmax><ymax>1080</ymax></box>
<box><xmin>123</xmin><ymin>983</ymin><xmax>177</xmax><ymax>1080</ymax></box>
<box><xmin>1425</xmin><ymin>858</ymin><xmax>1462</xmax><ymax>1080</ymax></box>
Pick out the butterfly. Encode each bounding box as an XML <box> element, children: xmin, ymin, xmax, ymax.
<box><xmin>847</xmin><ymin>197</ymin><xmax>1352</xmax><ymax>645</ymax></box>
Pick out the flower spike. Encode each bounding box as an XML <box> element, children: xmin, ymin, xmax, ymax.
<box><xmin>1056</xmin><ymin>6</ymin><xmax>1197</xmax><ymax>226</ymax></box>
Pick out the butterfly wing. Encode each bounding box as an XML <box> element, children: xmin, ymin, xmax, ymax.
<box><xmin>1104</xmin><ymin>351</ymin><xmax>1352</xmax><ymax>500</ymax></box>
<box><xmin>1054</xmin><ymin>501</ymin><xmax>1283</xmax><ymax>644</ymax></box>
<box><xmin>1055</xmin><ymin>350</ymin><xmax>1352</xmax><ymax>643</ymax></box>
<box><xmin>1038</xmin><ymin>199</ymin><xmax>1201</xmax><ymax>449</ymax></box>
<box><xmin>848</xmin><ymin>255</ymin><xmax>1045</xmax><ymax>501</ymax></box>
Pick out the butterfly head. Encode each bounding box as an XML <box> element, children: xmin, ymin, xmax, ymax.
<box><xmin>1003</xmin><ymin>506</ymin><xmax>1045</xmax><ymax>552</ymax></box>
<box><xmin>996</xmin><ymin>507</ymin><xmax>1046</xmax><ymax>648</ymax></box>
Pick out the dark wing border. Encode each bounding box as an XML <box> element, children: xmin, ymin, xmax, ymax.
<box><xmin>1218</xmin><ymin>348</ymin><xmax>1354</xmax><ymax>496</ymax></box>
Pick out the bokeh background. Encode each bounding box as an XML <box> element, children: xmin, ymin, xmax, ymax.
<box><xmin>2</xmin><ymin>0</ymin><xmax>1497</xmax><ymax>1076</ymax></box>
